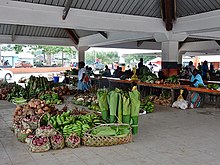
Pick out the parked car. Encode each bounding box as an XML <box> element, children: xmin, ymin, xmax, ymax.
<box><xmin>0</xmin><ymin>68</ymin><xmax>13</xmax><ymax>80</ymax></box>
<box><xmin>15</xmin><ymin>61</ymin><xmax>33</xmax><ymax>68</ymax></box>
<box><xmin>94</xmin><ymin>62</ymin><xmax>105</xmax><ymax>70</ymax></box>
<box><xmin>34</xmin><ymin>61</ymin><xmax>43</xmax><ymax>67</ymax></box>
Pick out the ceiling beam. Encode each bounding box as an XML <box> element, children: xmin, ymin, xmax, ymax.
<box><xmin>160</xmin><ymin>0</ymin><xmax>176</xmax><ymax>31</ymax></box>
<box><xmin>11</xmin><ymin>25</ymin><xmax>17</xmax><ymax>42</ymax></box>
<box><xmin>64</xmin><ymin>29</ymin><xmax>79</xmax><ymax>45</ymax></box>
<box><xmin>0</xmin><ymin>0</ymin><xmax>165</xmax><ymax>33</ymax></box>
<box><xmin>62</xmin><ymin>0</ymin><xmax>74</xmax><ymax>20</ymax></box>
<box><xmin>96</xmin><ymin>41</ymin><xmax>161</xmax><ymax>50</ymax></box>
<box><xmin>137</xmin><ymin>40</ymin><xmax>144</xmax><ymax>47</ymax></box>
<box><xmin>0</xmin><ymin>35</ymin><xmax>76</xmax><ymax>46</ymax></box>
<box><xmin>98</xmin><ymin>31</ymin><xmax>108</xmax><ymax>39</ymax></box>
<box><xmin>79</xmin><ymin>32</ymin><xmax>153</xmax><ymax>47</ymax></box>
<box><xmin>174</xmin><ymin>10</ymin><xmax>220</xmax><ymax>34</ymax></box>
<box><xmin>179</xmin><ymin>41</ymin><xmax>220</xmax><ymax>52</ymax></box>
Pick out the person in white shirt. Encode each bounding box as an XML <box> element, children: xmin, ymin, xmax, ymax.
<box><xmin>77</xmin><ymin>61</ymin><xmax>89</xmax><ymax>91</ymax></box>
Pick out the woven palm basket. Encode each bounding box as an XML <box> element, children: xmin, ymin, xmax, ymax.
<box><xmin>82</xmin><ymin>124</ymin><xmax>132</xmax><ymax>147</ymax></box>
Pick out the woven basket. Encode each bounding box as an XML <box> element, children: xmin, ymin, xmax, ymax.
<box><xmin>25</xmin><ymin>135</ymin><xmax>35</xmax><ymax>145</ymax></box>
<box><xmin>22</xmin><ymin>119</ymin><xmax>38</xmax><ymax>130</ymax></box>
<box><xmin>13</xmin><ymin>124</ymin><xmax>22</xmax><ymax>136</ymax></box>
<box><xmin>82</xmin><ymin>124</ymin><xmax>132</xmax><ymax>147</ymax></box>
<box><xmin>50</xmin><ymin>132</ymin><xmax>65</xmax><ymax>150</ymax></box>
<box><xmin>65</xmin><ymin>133</ymin><xmax>81</xmax><ymax>148</ymax></box>
<box><xmin>28</xmin><ymin>136</ymin><xmax>51</xmax><ymax>153</ymax></box>
<box><xmin>17</xmin><ymin>131</ymin><xmax>30</xmax><ymax>143</ymax></box>
<box><xmin>36</xmin><ymin>126</ymin><xmax>56</xmax><ymax>137</ymax></box>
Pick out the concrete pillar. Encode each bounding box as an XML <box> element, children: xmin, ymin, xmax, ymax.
<box><xmin>78</xmin><ymin>50</ymin><xmax>85</xmax><ymax>62</ymax></box>
<box><xmin>178</xmin><ymin>52</ymin><xmax>183</xmax><ymax>65</ymax></box>
<box><xmin>161</xmin><ymin>41</ymin><xmax>179</xmax><ymax>76</ymax></box>
<box><xmin>77</xmin><ymin>46</ymin><xmax>89</xmax><ymax>62</ymax></box>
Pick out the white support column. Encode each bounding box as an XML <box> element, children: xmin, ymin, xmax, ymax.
<box><xmin>77</xmin><ymin>46</ymin><xmax>89</xmax><ymax>62</ymax></box>
<box><xmin>162</xmin><ymin>41</ymin><xmax>179</xmax><ymax>62</ymax></box>
<box><xmin>161</xmin><ymin>41</ymin><xmax>179</xmax><ymax>76</ymax></box>
<box><xmin>178</xmin><ymin>52</ymin><xmax>185</xmax><ymax>65</ymax></box>
<box><xmin>78</xmin><ymin>50</ymin><xmax>85</xmax><ymax>62</ymax></box>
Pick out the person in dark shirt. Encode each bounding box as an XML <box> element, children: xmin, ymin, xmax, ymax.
<box><xmin>138</xmin><ymin>58</ymin><xmax>144</xmax><ymax>69</ymax></box>
<box><xmin>210</xmin><ymin>63</ymin><xmax>214</xmax><ymax>75</ymax></box>
<box><xmin>102</xmin><ymin>65</ymin><xmax>111</xmax><ymax>77</ymax></box>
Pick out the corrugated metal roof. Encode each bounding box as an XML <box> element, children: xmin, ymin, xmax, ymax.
<box><xmin>0</xmin><ymin>24</ymin><xmax>69</xmax><ymax>38</ymax></box>
<box><xmin>176</xmin><ymin>0</ymin><xmax>220</xmax><ymax>17</ymax></box>
<box><xmin>14</xmin><ymin>0</ymin><xmax>220</xmax><ymax>18</ymax></box>
<box><xmin>14</xmin><ymin>0</ymin><xmax>161</xmax><ymax>18</ymax></box>
<box><xmin>0</xmin><ymin>24</ymin><xmax>98</xmax><ymax>38</ymax></box>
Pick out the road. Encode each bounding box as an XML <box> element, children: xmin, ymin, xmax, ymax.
<box><xmin>7</xmin><ymin>72</ymin><xmax>65</xmax><ymax>84</ymax></box>
<box><xmin>3</xmin><ymin>67</ymin><xmax>70</xmax><ymax>83</ymax></box>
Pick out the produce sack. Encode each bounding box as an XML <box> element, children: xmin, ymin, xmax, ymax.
<box><xmin>50</xmin><ymin>132</ymin><xmax>65</xmax><ymax>150</ymax></box>
<box><xmin>29</xmin><ymin>136</ymin><xmax>51</xmax><ymax>153</ymax></box>
<box><xmin>129</xmin><ymin>88</ymin><xmax>141</xmax><ymax>135</ymax></box>
<box><xmin>190</xmin><ymin>92</ymin><xmax>201</xmax><ymax>108</ymax></box>
<box><xmin>36</xmin><ymin>125</ymin><xmax>56</xmax><ymax>137</ymax></box>
<box><xmin>172</xmin><ymin>100</ymin><xmax>188</xmax><ymax>110</ymax></box>
<box><xmin>122</xmin><ymin>94</ymin><xmax>131</xmax><ymax>124</ymax></box>
<box><xmin>97</xmin><ymin>89</ymin><xmax>109</xmax><ymax>121</ymax></box>
<box><xmin>65</xmin><ymin>133</ymin><xmax>81</xmax><ymax>148</ymax></box>
<box><xmin>17</xmin><ymin>129</ymin><xmax>32</xmax><ymax>143</ymax></box>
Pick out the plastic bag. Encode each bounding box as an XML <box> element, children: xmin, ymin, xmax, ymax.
<box><xmin>172</xmin><ymin>99</ymin><xmax>189</xmax><ymax>110</ymax></box>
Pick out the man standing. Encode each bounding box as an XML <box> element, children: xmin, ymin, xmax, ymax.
<box><xmin>188</xmin><ymin>61</ymin><xmax>195</xmax><ymax>77</ymax></box>
<box><xmin>138</xmin><ymin>58</ymin><xmax>144</xmax><ymax>69</ymax></box>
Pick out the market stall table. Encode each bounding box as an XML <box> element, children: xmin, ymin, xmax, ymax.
<box><xmin>108</xmin><ymin>78</ymin><xmax>134</xmax><ymax>90</ymax></box>
<box><xmin>137</xmin><ymin>82</ymin><xmax>189</xmax><ymax>103</ymax></box>
<box><xmin>179</xmin><ymin>79</ymin><xmax>220</xmax><ymax>85</ymax></box>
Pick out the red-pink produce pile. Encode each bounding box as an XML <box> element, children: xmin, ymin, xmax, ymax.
<box><xmin>68</xmin><ymin>134</ymin><xmax>80</xmax><ymax>144</ymax></box>
<box><xmin>32</xmin><ymin>136</ymin><xmax>49</xmax><ymax>146</ymax></box>
<box><xmin>52</xmin><ymin>134</ymin><xmax>63</xmax><ymax>144</ymax></box>
<box><xmin>40</xmin><ymin>125</ymin><xmax>52</xmax><ymax>130</ymax></box>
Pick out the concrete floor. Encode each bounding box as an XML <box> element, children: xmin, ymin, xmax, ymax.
<box><xmin>0</xmin><ymin>100</ymin><xmax>220</xmax><ymax>165</ymax></box>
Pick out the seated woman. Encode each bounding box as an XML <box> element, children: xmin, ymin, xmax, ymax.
<box><xmin>190</xmin><ymin>69</ymin><xmax>205</xmax><ymax>87</ymax></box>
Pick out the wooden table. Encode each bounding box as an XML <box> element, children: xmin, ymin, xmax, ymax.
<box><xmin>137</xmin><ymin>83</ymin><xmax>188</xmax><ymax>103</ymax></box>
<box><xmin>108</xmin><ymin>78</ymin><xmax>135</xmax><ymax>90</ymax></box>
<box><xmin>179</xmin><ymin>79</ymin><xmax>220</xmax><ymax>85</ymax></box>
<box><xmin>107</xmin><ymin>78</ymin><xmax>188</xmax><ymax>103</ymax></box>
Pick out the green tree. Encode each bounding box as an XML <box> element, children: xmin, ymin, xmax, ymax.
<box><xmin>30</xmin><ymin>45</ymin><xmax>76</xmax><ymax>66</ymax></box>
<box><xmin>85</xmin><ymin>50</ymin><xmax>119</xmax><ymax>65</ymax></box>
<box><xmin>125</xmin><ymin>54</ymin><xmax>156</xmax><ymax>65</ymax></box>
<box><xmin>1</xmin><ymin>44</ymin><xmax>26</xmax><ymax>54</ymax></box>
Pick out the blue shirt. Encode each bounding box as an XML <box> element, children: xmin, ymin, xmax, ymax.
<box><xmin>190</xmin><ymin>74</ymin><xmax>204</xmax><ymax>87</ymax></box>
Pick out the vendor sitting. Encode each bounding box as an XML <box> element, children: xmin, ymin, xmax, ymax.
<box><xmin>190</xmin><ymin>69</ymin><xmax>205</xmax><ymax>87</ymax></box>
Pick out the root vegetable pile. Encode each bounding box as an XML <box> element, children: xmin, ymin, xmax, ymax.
<box><xmin>68</xmin><ymin>134</ymin><xmax>80</xmax><ymax>144</ymax></box>
<box><xmin>32</xmin><ymin>136</ymin><xmax>49</xmax><ymax>146</ymax></box>
<box><xmin>51</xmin><ymin>134</ymin><xmax>63</xmax><ymax>144</ymax></box>
<box><xmin>52</xmin><ymin>86</ymin><xmax>71</xmax><ymax>96</ymax></box>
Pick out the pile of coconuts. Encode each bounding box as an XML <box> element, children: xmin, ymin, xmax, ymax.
<box><xmin>13</xmin><ymin>99</ymin><xmax>58</xmax><ymax>124</ymax></box>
